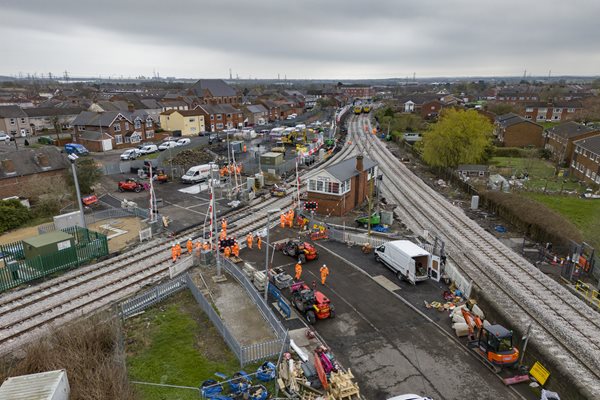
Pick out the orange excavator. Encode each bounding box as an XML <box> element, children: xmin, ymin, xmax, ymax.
<box><xmin>462</xmin><ymin>308</ymin><xmax>519</xmax><ymax>369</ymax></box>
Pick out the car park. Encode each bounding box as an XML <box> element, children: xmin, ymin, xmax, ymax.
<box><xmin>159</xmin><ymin>141</ymin><xmax>178</xmax><ymax>151</ymax></box>
<box><xmin>177</xmin><ymin>138</ymin><xmax>191</xmax><ymax>146</ymax></box>
<box><xmin>138</xmin><ymin>144</ymin><xmax>158</xmax><ymax>154</ymax></box>
<box><xmin>120</xmin><ymin>148</ymin><xmax>140</xmax><ymax>161</ymax></box>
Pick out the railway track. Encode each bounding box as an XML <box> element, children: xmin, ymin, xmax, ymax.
<box><xmin>350</xmin><ymin>114</ymin><xmax>600</xmax><ymax>397</ymax></box>
<box><xmin>0</xmin><ymin>121</ymin><xmax>357</xmax><ymax>354</ymax></box>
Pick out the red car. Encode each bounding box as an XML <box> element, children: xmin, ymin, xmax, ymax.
<box><xmin>118</xmin><ymin>178</ymin><xmax>145</xmax><ymax>192</ymax></box>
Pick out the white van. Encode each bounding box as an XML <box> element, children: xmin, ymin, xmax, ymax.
<box><xmin>181</xmin><ymin>163</ymin><xmax>218</xmax><ymax>184</ymax></box>
<box><xmin>138</xmin><ymin>144</ymin><xmax>158</xmax><ymax>154</ymax></box>
<box><xmin>374</xmin><ymin>240</ymin><xmax>441</xmax><ymax>284</ymax></box>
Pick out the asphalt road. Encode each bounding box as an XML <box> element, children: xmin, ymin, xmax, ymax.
<box><xmin>239</xmin><ymin>227</ymin><xmax>522</xmax><ymax>400</ymax></box>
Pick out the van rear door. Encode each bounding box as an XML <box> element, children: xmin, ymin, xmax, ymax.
<box><xmin>407</xmin><ymin>259</ymin><xmax>416</xmax><ymax>284</ymax></box>
<box><xmin>428</xmin><ymin>255</ymin><xmax>441</xmax><ymax>282</ymax></box>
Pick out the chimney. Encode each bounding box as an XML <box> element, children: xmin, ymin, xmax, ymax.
<box><xmin>127</xmin><ymin>102</ymin><xmax>135</xmax><ymax>112</ymax></box>
<box><xmin>356</xmin><ymin>155</ymin><xmax>364</xmax><ymax>172</ymax></box>
<box><xmin>36</xmin><ymin>153</ymin><xmax>51</xmax><ymax>169</ymax></box>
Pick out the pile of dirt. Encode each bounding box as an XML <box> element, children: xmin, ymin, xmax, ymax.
<box><xmin>170</xmin><ymin>148</ymin><xmax>215</xmax><ymax>170</ymax></box>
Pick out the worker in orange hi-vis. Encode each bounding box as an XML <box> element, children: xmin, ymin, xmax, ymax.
<box><xmin>320</xmin><ymin>264</ymin><xmax>329</xmax><ymax>285</ymax></box>
<box><xmin>257</xmin><ymin>235</ymin><xmax>262</xmax><ymax>250</ymax></box>
<box><xmin>203</xmin><ymin>241</ymin><xmax>211</xmax><ymax>251</ymax></box>
<box><xmin>246</xmin><ymin>233</ymin><xmax>253</xmax><ymax>249</ymax></box>
<box><xmin>243</xmin><ymin>144</ymin><xmax>247</xmax><ymax>153</ymax></box>
<box><xmin>224</xmin><ymin>246</ymin><xmax>231</xmax><ymax>258</ymax></box>
<box><xmin>221</xmin><ymin>218</ymin><xmax>227</xmax><ymax>232</ymax></box>
<box><xmin>171</xmin><ymin>243</ymin><xmax>178</xmax><ymax>263</ymax></box>
<box><xmin>294</xmin><ymin>260</ymin><xmax>302</xmax><ymax>281</ymax></box>
<box><xmin>186</xmin><ymin>238</ymin><xmax>193</xmax><ymax>254</ymax></box>
<box><xmin>175</xmin><ymin>242</ymin><xmax>182</xmax><ymax>259</ymax></box>
<box><xmin>195</xmin><ymin>240</ymin><xmax>202</xmax><ymax>256</ymax></box>
<box><xmin>220</xmin><ymin>229</ymin><xmax>227</xmax><ymax>241</ymax></box>
<box><xmin>232</xmin><ymin>241</ymin><xmax>240</xmax><ymax>258</ymax></box>
<box><xmin>287</xmin><ymin>210</ymin><xmax>294</xmax><ymax>228</ymax></box>
<box><xmin>280</xmin><ymin>213</ymin><xmax>286</xmax><ymax>228</ymax></box>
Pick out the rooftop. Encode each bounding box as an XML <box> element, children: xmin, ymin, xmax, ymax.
<box><xmin>325</xmin><ymin>155</ymin><xmax>376</xmax><ymax>182</ymax></box>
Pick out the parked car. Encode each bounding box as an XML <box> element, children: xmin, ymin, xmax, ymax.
<box><xmin>208</xmin><ymin>133</ymin><xmax>219</xmax><ymax>144</ymax></box>
<box><xmin>162</xmin><ymin>136</ymin><xmax>177</xmax><ymax>142</ymax></box>
<box><xmin>118</xmin><ymin>178</ymin><xmax>146</xmax><ymax>192</ymax></box>
<box><xmin>138</xmin><ymin>144</ymin><xmax>158</xmax><ymax>154</ymax></box>
<box><xmin>120</xmin><ymin>148</ymin><xmax>140</xmax><ymax>161</ymax></box>
<box><xmin>37</xmin><ymin>136</ymin><xmax>57</xmax><ymax>145</ymax></box>
<box><xmin>0</xmin><ymin>132</ymin><xmax>11</xmax><ymax>142</ymax></box>
<box><xmin>64</xmin><ymin>143</ymin><xmax>89</xmax><ymax>156</ymax></box>
<box><xmin>158</xmin><ymin>141</ymin><xmax>178</xmax><ymax>151</ymax></box>
<box><xmin>177</xmin><ymin>138</ymin><xmax>191</xmax><ymax>146</ymax></box>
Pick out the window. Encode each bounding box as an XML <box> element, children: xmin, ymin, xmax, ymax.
<box><xmin>217</xmin><ymin>114</ymin><xmax>222</xmax><ymax>120</ymax></box>
<box><xmin>519</xmin><ymin>97</ymin><xmax>525</xmax><ymax>100</ymax></box>
<box><xmin>216</xmin><ymin>123</ymin><xmax>224</xmax><ymax>129</ymax></box>
<box><xmin>10</xmin><ymin>118</ymin><xmax>15</xmax><ymax>125</ymax></box>
<box><xmin>537</xmin><ymin>115</ymin><xmax>545</xmax><ymax>120</ymax></box>
<box><xmin>146</xmin><ymin>119</ymin><xmax>153</xmax><ymax>128</ymax></box>
<box><xmin>227</xmin><ymin>114</ymin><xmax>232</xmax><ymax>118</ymax></box>
<box><xmin>525</xmin><ymin>115</ymin><xmax>532</xmax><ymax>120</ymax></box>
<box><xmin>538</xmin><ymin>108</ymin><xmax>547</xmax><ymax>113</ymax></box>
<box><xmin>585</xmin><ymin>168</ymin><xmax>591</xmax><ymax>178</ymax></box>
<box><xmin>125</xmin><ymin>122</ymin><xmax>129</xmax><ymax>130</ymax></box>
<box><xmin>146</xmin><ymin>130</ymin><xmax>154</xmax><ymax>138</ymax></box>
<box><xmin>134</xmin><ymin>119</ymin><xmax>142</xmax><ymax>129</ymax></box>
<box><xmin>525</xmin><ymin>107</ymin><xmax>534</xmax><ymax>112</ymax></box>
<box><xmin>210</xmin><ymin>115</ymin><xmax>214</xmax><ymax>120</ymax></box>
<box><xmin>130</xmin><ymin>133</ymin><xmax>141</xmax><ymax>143</ymax></box>
<box><xmin>572</xmin><ymin>160</ymin><xmax>577</xmax><ymax>167</ymax></box>
<box><xmin>115</xmin><ymin>135</ymin><xmax>123</xmax><ymax>144</ymax></box>
<box><xmin>189</xmin><ymin>118</ymin><xmax>195</xmax><ymax>122</ymax></box>
<box><xmin>125</xmin><ymin>136</ymin><xmax>131</xmax><ymax>143</ymax></box>
<box><xmin>20</xmin><ymin>118</ymin><xmax>25</xmax><ymax>124</ymax></box>
<box><xmin>113</xmin><ymin>123</ymin><xmax>121</xmax><ymax>132</ymax></box>
<box><xmin>554</xmin><ymin>108</ymin><xmax>562</xmax><ymax>113</ymax></box>
<box><xmin>568</xmin><ymin>108</ymin><xmax>575</xmax><ymax>113</ymax></box>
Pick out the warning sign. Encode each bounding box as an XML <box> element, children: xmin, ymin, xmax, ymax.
<box><xmin>530</xmin><ymin>361</ymin><xmax>550</xmax><ymax>385</ymax></box>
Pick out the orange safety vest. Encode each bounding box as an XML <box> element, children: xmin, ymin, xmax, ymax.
<box><xmin>224</xmin><ymin>246</ymin><xmax>231</xmax><ymax>257</ymax></box>
<box><xmin>175</xmin><ymin>244</ymin><xmax>182</xmax><ymax>257</ymax></box>
<box><xmin>186</xmin><ymin>240</ymin><xmax>193</xmax><ymax>253</ymax></box>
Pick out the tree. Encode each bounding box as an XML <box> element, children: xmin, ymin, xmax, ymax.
<box><xmin>64</xmin><ymin>158</ymin><xmax>102</xmax><ymax>196</ymax></box>
<box><xmin>0</xmin><ymin>199</ymin><xmax>31</xmax><ymax>233</ymax></box>
<box><xmin>422</xmin><ymin>109</ymin><xmax>493</xmax><ymax>168</ymax></box>
<box><xmin>486</xmin><ymin>102</ymin><xmax>519</xmax><ymax>116</ymax></box>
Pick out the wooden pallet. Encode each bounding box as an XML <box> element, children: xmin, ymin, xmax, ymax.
<box><xmin>329</xmin><ymin>369</ymin><xmax>360</xmax><ymax>400</ymax></box>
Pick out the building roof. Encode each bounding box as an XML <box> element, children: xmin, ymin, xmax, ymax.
<box><xmin>574</xmin><ymin>135</ymin><xmax>600</xmax><ymax>155</ymax></box>
<box><xmin>246</xmin><ymin>104</ymin><xmax>268</xmax><ymax>114</ymax></box>
<box><xmin>78</xmin><ymin>130</ymin><xmax>104</xmax><ymax>140</ymax></box>
<box><xmin>72</xmin><ymin>111</ymin><xmax>132</xmax><ymax>127</ymax></box>
<box><xmin>325</xmin><ymin>155</ymin><xmax>377</xmax><ymax>182</ymax></box>
<box><xmin>178</xmin><ymin>109</ymin><xmax>205</xmax><ymax>117</ymax></box>
<box><xmin>141</xmin><ymin>98</ymin><xmax>162</xmax><ymax>109</ymax></box>
<box><xmin>196</xmin><ymin>104</ymin><xmax>241</xmax><ymax>115</ymax></box>
<box><xmin>546</xmin><ymin>121</ymin><xmax>600</xmax><ymax>139</ymax></box>
<box><xmin>0</xmin><ymin>146</ymin><xmax>69</xmax><ymax>179</ymax></box>
<box><xmin>496</xmin><ymin>113</ymin><xmax>541</xmax><ymax>129</ymax></box>
<box><xmin>23</xmin><ymin>230</ymin><xmax>73</xmax><ymax>247</ymax></box>
<box><xmin>0</xmin><ymin>105</ymin><xmax>27</xmax><ymax>118</ymax></box>
<box><xmin>23</xmin><ymin>107</ymin><xmax>83</xmax><ymax>118</ymax></box>
<box><xmin>189</xmin><ymin>79</ymin><xmax>237</xmax><ymax>98</ymax></box>
<box><xmin>0</xmin><ymin>370</ymin><xmax>68</xmax><ymax>399</ymax></box>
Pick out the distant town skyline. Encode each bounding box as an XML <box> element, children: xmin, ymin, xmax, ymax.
<box><xmin>1</xmin><ymin>0</ymin><xmax>599</xmax><ymax>80</ymax></box>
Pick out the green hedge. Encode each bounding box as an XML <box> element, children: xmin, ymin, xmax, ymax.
<box><xmin>0</xmin><ymin>199</ymin><xmax>31</xmax><ymax>234</ymax></box>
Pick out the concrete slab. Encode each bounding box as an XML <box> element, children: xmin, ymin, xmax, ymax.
<box><xmin>372</xmin><ymin>275</ymin><xmax>401</xmax><ymax>292</ymax></box>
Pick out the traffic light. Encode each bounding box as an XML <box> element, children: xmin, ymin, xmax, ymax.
<box><xmin>303</xmin><ymin>201</ymin><xmax>318</xmax><ymax>211</ymax></box>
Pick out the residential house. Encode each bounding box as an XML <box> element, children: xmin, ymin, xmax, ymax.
<box><xmin>570</xmin><ymin>136</ymin><xmax>600</xmax><ymax>184</ymax></box>
<box><xmin>243</xmin><ymin>105</ymin><xmax>269</xmax><ymax>126</ymax></box>
<box><xmin>523</xmin><ymin>102</ymin><xmax>582</xmax><ymax>122</ymax></box>
<box><xmin>0</xmin><ymin>147</ymin><xmax>69</xmax><ymax>198</ymax></box>
<box><xmin>258</xmin><ymin>100</ymin><xmax>281</xmax><ymax>122</ymax></box>
<box><xmin>496</xmin><ymin>88</ymin><xmax>540</xmax><ymax>103</ymax></box>
<box><xmin>420</xmin><ymin>100</ymin><xmax>444</xmax><ymax>120</ymax></box>
<box><xmin>23</xmin><ymin>107</ymin><xmax>83</xmax><ymax>132</ymax></box>
<box><xmin>159</xmin><ymin>109</ymin><xmax>205</xmax><ymax>136</ymax></box>
<box><xmin>194</xmin><ymin>104</ymin><xmax>243</xmax><ymax>132</ymax></box>
<box><xmin>495</xmin><ymin>113</ymin><xmax>544</xmax><ymax>148</ymax></box>
<box><xmin>0</xmin><ymin>105</ymin><xmax>30</xmax><ymax>137</ymax></box>
<box><xmin>399</xmin><ymin>94</ymin><xmax>443</xmax><ymax>117</ymax></box>
<box><xmin>306</xmin><ymin>155</ymin><xmax>377</xmax><ymax>216</ymax></box>
<box><xmin>339</xmin><ymin>86</ymin><xmax>375</xmax><ymax>99</ymax></box>
<box><xmin>544</xmin><ymin>122</ymin><xmax>600</xmax><ymax>165</ymax></box>
<box><xmin>72</xmin><ymin>111</ymin><xmax>157</xmax><ymax>152</ymax></box>
<box><xmin>186</xmin><ymin>79</ymin><xmax>240</xmax><ymax>105</ymax></box>
<box><xmin>160</xmin><ymin>98</ymin><xmax>190</xmax><ymax>112</ymax></box>
<box><xmin>456</xmin><ymin>165</ymin><xmax>490</xmax><ymax>179</ymax></box>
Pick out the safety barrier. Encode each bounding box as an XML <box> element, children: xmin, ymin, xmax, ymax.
<box><xmin>327</xmin><ymin>227</ymin><xmax>390</xmax><ymax>248</ymax></box>
<box><xmin>444</xmin><ymin>260</ymin><xmax>473</xmax><ymax>298</ymax></box>
<box><xmin>574</xmin><ymin>281</ymin><xmax>600</xmax><ymax>310</ymax></box>
<box><xmin>268</xmin><ymin>283</ymin><xmax>292</xmax><ymax>319</ymax></box>
<box><xmin>120</xmin><ymin>275</ymin><xmax>188</xmax><ymax>318</ymax></box>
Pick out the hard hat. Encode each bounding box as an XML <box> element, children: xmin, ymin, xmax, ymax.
<box><xmin>298</xmin><ymin>260</ymin><xmax>302</xmax><ymax>264</ymax></box>
<box><xmin>189</xmin><ymin>237</ymin><xmax>192</xmax><ymax>241</ymax></box>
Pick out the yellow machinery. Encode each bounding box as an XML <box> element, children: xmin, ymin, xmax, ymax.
<box><xmin>353</xmin><ymin>105</ymin><xmax>362</xmax><ymax>114</ymax></box>
<box><xmin>362</xmin><ymin>105</ymin><xmax>371</xmax><ymax>113</ymax></box>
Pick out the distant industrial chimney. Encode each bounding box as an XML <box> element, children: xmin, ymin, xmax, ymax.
<box><xmin>356</xmin><ymin>155</ymin><xmax>364</xmax><ymax>172</ymax></box>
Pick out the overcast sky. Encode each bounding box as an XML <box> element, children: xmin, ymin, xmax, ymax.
<box><xmin>2</xmin><ymin>0</ymin><xmax>599</xmax><ymax>80</ymax></box>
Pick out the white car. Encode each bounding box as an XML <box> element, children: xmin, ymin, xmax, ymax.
<box><xmin>387</xmin><ymin>395</ymin><xmax>433</xmax><ymax>400</ymax></box>
<box><xmin>162</xmin><ymin>136</ymin><xmax>177</xmax><ymax>142</ymax></box>
<box><xmin>0</xmin><ymin>132</ymin><xmax>10</xmax><ymax>141</ymax></box>
<box><xmin>138</xmin><ymin>144</ymin><xmax>158</xmax><ymax>154</ymax></box>
<box><xmin>120</xmin><ymin>148</ymin><xmax>140</xmax><ymax>161</ymax></box>
<box><xmin>177</xmin><ymin>138</ymin><xmax>191</xmax><ymax>146</ymax></box>
<box><xmin>158</xmin><ymin>141</ymin><xmax>178</xmax><ymax>151</ymax></box>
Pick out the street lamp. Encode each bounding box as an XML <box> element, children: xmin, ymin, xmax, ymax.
<box><xmin>68</xmin><ymin>154</ymin><xmax>87</xmax><ymax>229</ymax></box>
<box><xmin>264</xmin><ymin>207</ymin><xmax>281</xmax><ymax>300</ymax></box>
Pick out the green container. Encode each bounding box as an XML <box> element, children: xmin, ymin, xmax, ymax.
<box><xmin>22</xmin><ymin>231</ymin><xmax>75</xmax><ymax>260</ymax></box>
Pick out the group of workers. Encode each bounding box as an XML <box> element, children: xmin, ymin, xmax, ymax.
<box><xmin>279</xmin><ymin>209</ymin><xmax>295</xmax><ymax>229</ymax></box>
<box><xmin>294</xmin><ymin>260</ymin><xmax>329</xmax><ymax>285</ymax></box>
<box><xmin>245</xmin><ymin>232</ymin><xmax>262</xmax><ymax>250</ymax></box>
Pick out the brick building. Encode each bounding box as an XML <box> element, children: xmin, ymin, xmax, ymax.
<box><xmin>339</xmin><ymin>86</ymin><xmax>375</xmax><ymax>99</ymax></box>
<box><xmin>495</xmin><ymin>113</ymin><xmax>544</xmax><ymax>147</ymax></box>
<box><xmin>186</xmin><ymin>79</ymin><xmax>241</xmax><ymax>106</ymax></box>
<box><xmin>306</xmin><ymin>155</ymin><xmax>377</xmax><ymax>217</ymax></box>
<box><xmin>0</xmin><ymin>147</ymin><xmax>68</xmax><ymax>198</ymax></box>
<box><xmin>570</xmin><ymin>136</ymin><xmax>600</xmax><ymax>184</ymax></box>
<box><xmin>523</xmin><ymin>102</ymin><xmax>582</xmax><ymax>122</ymax></box>
<box><xmin>544</xmin><ymin>122</ymin><xmax>600</xmax><ymax>165</ymax></box>
<box><xmin>194</xmin><ymin>104</ymin><xmax>243</xmax><ymax>132</ymax></box>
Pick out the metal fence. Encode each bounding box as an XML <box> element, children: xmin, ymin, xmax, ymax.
<box><xmin>327</xmin><ymin>227</ymin><xmax>391</xmax><ymax>249</ymax></box>
<box><xmin>118</xmin><ymin>270</ymin><xmax>288</xmax><ymax>367</ymax></box>
<box><xmin>0</xmin><ymin>226</ymin><xmax>109</xmax><ymax>293</ymax></box>
<box><xmin>38</xmin><ymin>207</ymin><xmax>151</xmax><ymax>235</ymax></box>
<box><xmin>120</xmin><ymin>275</ymin><xmax>188</xmax><ymax>318</ymax></box>
<box><xmin>444</xmin><ymin>261</ymin><xmax>473</xmax><ymax>298</ymax></box>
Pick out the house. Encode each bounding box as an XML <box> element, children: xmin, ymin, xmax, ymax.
<box><xmin>243</xmin><ymin>104</ymin><xmax>269</xmax><ymax>126</ymax></box>
<box><xmin>420</xmin><ymin>100</ymin><xmax>444</xmax><ymax>120</ymax></box>
<box><xmin>0</xmin><ymin>105</ymin><xmax>30</xmax><ymax>137</ymax></box>
<box><xmin>186</xmin><ymin>79</ymin><xmax>240</xmax><ymax>105</ymax></box>
<box><xmin>496</xmin><ymin>89</ymin><xmax>540</xmax><ymax>103</ymax></box>
<box><xmin>399</xmin><ymin>94</ymin><xmax>444</xmax><ymax>117</ymax></box>
<box><xmin>159</xmin><ymin>109</ymin><xmax>206</xmax><ymax>136</ymax></box>
<box><xmin>495</xmin><ymin>113</ymin><xmax>544</xmax><ymax>148</ymax></box>
<box><xmin>544</xmin><ymin>122</ymin><xmax>600</xmax><ymax>165</ymax></box>
<box><xmin>456</xmin><ymin>164</ymin><xmax>490</xmax><ymax>178</ymax></box>
<box><xmin>570</xmin><ymin>136</ymin><xmax>600</xmax><ymax>184</ymax></box>
<box><xmin>306</xmin><ymin>155</ymin><xmax>377</xmax><ymax>216</ymax></box>
<box><xmin>338</xmin><ymin>86</ymin><xmax>375</xmax><ymax>99</ymax></box>
<box><xmin>72</xmin><ymin>111</ymin><xmax>157</xmax><ymax>152</ymax></box>
<box><xmin>523</xmin><ymin>102</ymin><xmax>582</xmax><ymax>122</ymax></box>
<box><xmin>0</xmin><ymin>147</ymin><xmax>69</xmax><ymax>198</ymax></box>
<box><xmin>194</xmin><ymin>104</ymin><xmax>243</xmax><ymax>132</ymax></box>
<box><xmin>23</xmin><ymin>107</ymin><xmax>83</xmax><ymax>132</ymax></box>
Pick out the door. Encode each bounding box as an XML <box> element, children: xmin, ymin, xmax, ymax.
<box><xmin>102</xmin><ymin>139</ymin><xmax>113</xmax><ymax>151</ymax></box>
<box><xmin>429</xmin><ymin>255</ymin><xmax>441</xmax><ymax>282</ymax></box>
<box><xmin>408</xmin><ymin>260</ymin><xmax>416</xmax><ymax>285</ymax></box>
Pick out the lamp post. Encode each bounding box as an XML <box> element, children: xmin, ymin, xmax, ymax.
<box><xmin>68</xmin><ymin>154</ymin><xmax>87</xmax><ymax>229</ymax></box>
<box><xmin>264</xmin><ymin>208</ymin><xmax>281</xmax><ymax>300</ymax></box>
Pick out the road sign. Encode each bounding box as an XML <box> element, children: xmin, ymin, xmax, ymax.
<box><xmin>530</xmin><ymin>361</ymin><xmax>550</xmax><ymax>385</ymax></box>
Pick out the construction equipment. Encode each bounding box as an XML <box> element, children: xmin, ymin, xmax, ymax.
<box><xmin>290</xmin><ymin>281</ymin><xmax>335</xmax><ymax>324</ymax></box>
<box><xmin>279</xmin><ymin>240</ymin><xmax>318</xmax><ymax>263</ymax></box>
<box><xmin>355</xmin><ymin>212</ymin><xmax>380</xmax><ymax>228</ymax></box>
<box><xmin>270</xmin><ymin>185</ymin><xmax>287</xmax><ymax>197</ymax></box>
